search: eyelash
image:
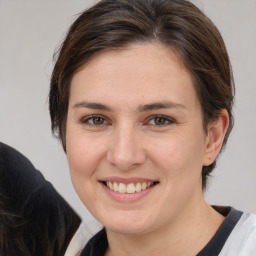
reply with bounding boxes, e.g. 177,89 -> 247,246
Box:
80,115 -> 175,127
147,115 -> 175,126
81,115 -> 108,126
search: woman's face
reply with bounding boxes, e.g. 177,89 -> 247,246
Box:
66,43 -> 212,235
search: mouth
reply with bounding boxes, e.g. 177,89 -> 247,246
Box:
101,180 -> 159,194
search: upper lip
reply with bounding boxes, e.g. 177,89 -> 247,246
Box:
100,176 -> 159,184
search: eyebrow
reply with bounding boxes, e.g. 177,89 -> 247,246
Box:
73,102 -> 112,111
72,101 -> 186,112
137,101 -> 186,112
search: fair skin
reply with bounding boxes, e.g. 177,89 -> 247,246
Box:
66,43 -> 229,256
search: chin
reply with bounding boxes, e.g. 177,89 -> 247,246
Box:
102,211 -> 155,235
107,223 -> 150,235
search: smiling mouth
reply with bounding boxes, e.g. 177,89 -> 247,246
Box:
102,181 -> 159,194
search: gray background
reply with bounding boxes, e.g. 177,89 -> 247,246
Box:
1,0 -> 255,233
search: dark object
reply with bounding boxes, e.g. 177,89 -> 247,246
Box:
0,142 -> 81,256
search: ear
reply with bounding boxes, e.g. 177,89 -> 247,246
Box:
203,109 -> 229,166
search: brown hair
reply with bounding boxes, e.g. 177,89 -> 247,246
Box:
49,0 -> 234,189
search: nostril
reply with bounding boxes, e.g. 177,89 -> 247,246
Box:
106,151 -> 146,171
106,135 -> 146,170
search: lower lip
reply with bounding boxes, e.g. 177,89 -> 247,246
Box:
100,182 -> 157,203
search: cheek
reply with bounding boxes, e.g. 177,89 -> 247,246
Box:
66,131 -> 105,180
148,133 -> 205,179
66,134 -> 106,205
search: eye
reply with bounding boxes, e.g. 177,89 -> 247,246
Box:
81,115 -> 107,126
148,115 -> 174,126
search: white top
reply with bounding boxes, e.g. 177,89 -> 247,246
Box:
219,212 -> 256,256
64,222 -> 93,256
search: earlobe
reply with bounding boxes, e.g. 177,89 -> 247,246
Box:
203,109 -> 229,166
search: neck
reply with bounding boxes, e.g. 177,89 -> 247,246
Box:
105,197 -> 224,256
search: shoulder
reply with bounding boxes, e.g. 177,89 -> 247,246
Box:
219,211 -> 256,255
0,142 -> 82,256
79,228 -> 107,256
0,142 -> 46,200
65,222 -> 95,256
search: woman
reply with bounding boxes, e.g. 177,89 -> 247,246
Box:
49,0 -> 256,255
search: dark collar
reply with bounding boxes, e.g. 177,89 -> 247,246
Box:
81,207 -> 243,256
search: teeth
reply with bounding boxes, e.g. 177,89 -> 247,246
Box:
107,181 -> 113,190
105,181 -> 154,194
135,183 -> 142,192
141,182 -> 147,190
119,183 -> 126,193
127,183 -> 136,193
113,182 -> 118,192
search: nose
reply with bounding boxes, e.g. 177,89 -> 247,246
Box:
107,125 -> 146,171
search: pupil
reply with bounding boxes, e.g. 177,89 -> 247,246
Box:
94,117 -> 103,125
155,117 -> 165,125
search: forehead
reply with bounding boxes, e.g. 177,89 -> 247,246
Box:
69,43 -> 198,110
